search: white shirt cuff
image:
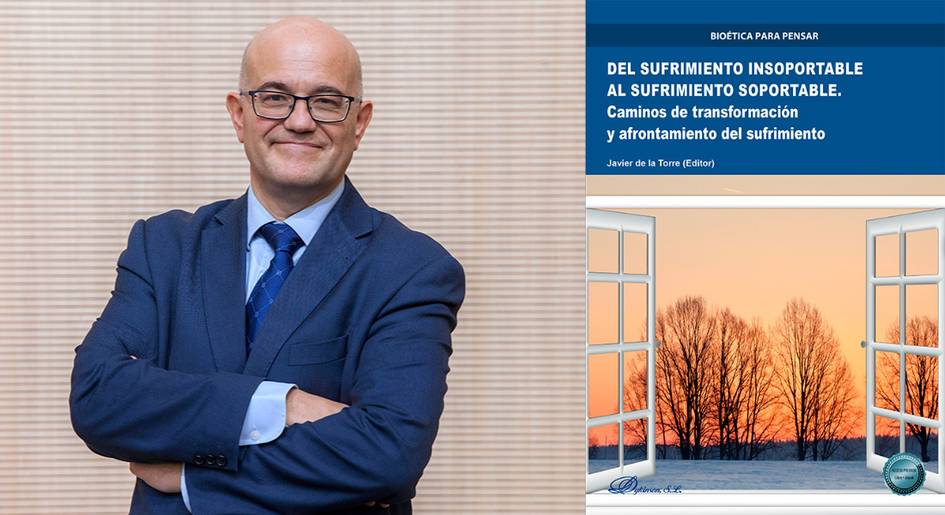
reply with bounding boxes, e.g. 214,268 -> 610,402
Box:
239,381 -> 296,445
180,464 -> 191,512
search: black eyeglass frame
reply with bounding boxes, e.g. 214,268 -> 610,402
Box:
240,90 -> 361,123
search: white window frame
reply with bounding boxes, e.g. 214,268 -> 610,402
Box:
586,209 -> 657,493
865,208 -> 944,493
586,196 -> 945,513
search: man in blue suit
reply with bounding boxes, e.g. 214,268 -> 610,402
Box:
69,17 -> 464,514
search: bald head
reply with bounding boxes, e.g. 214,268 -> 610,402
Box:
239,17 -> 363,96
225,16 -> 374,220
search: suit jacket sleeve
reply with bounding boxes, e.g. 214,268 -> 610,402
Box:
185,252 -> 465,513
69,219 -> 263,470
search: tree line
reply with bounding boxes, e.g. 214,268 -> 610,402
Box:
623,296 -> 864,461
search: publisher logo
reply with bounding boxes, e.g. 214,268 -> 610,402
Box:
883,452 -> 925,495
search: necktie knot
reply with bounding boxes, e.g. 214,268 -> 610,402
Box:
257,222 -> 303,254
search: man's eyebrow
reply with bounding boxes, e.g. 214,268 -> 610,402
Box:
253,81 -> 347,96
254,80 -> 293,92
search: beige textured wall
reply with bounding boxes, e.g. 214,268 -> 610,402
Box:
0,1 -> 584,513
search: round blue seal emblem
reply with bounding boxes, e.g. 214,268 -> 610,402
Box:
883,452 -> 925,495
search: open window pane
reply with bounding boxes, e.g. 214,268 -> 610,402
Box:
623,283 -> 647,343
905,228 -> 939,276
875,285 -> 900,344
588,228 -> 619,274
875,233 -> 899,277
588,353 -> 618,418
875,350 -> 900,412
588,424 -> 619,474
586,209 -> 656,493
622,232 -> 647,275
623,418 -> 647,466
867,210 -> 944,493
588,282 -> 618,344
905,354 -> 938,421
874,415 -> 900,459
906,284 -> 938,348
623,351 -> 647,412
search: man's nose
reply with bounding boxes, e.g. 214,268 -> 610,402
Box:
283,99 -> 317,132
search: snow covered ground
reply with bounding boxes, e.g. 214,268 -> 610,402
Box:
589,460 -> 940,490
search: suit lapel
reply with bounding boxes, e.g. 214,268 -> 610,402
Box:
243,178 -> 375,377
201,194 -> 248,373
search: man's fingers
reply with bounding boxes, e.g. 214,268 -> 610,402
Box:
127,462 -> 182,493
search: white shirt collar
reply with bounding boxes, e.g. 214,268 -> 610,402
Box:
245,179 -> 346,250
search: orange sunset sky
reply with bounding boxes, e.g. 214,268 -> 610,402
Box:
588,208 -> 941,441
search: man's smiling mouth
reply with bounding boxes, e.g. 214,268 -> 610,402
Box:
274,141 -> 321,148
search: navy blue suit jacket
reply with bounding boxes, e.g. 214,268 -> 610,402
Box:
69,179 -> 465,514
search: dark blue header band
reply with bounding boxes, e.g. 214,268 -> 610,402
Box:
588,24 -> 945,47
586,0 -> 945,175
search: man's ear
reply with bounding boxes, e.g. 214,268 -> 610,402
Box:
225,91 -> 245,143
352,99 -> 373,150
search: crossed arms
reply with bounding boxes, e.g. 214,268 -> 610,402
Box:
70,219 -> 464,512
127,388 -> 349,498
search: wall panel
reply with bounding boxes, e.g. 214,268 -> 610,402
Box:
0,1 -> 584,513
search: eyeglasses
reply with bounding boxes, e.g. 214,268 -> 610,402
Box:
241,90 -> 359,123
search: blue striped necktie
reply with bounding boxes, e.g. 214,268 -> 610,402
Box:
246,221 -> 303,354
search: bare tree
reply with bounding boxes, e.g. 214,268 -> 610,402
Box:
654,296 -> 717,459
622,360 -> 674,459
712,308 -> 742,460
622,355 -> 648,454
621,418 -> 648,463
876,317 -> 939,462
773,299 -> 858,460
808,356 -> 857,460
710,310 -> 779,460
632,299 -> 779,460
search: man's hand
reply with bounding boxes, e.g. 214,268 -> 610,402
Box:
129,462 -> 182,493
285,388 -> 348,426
